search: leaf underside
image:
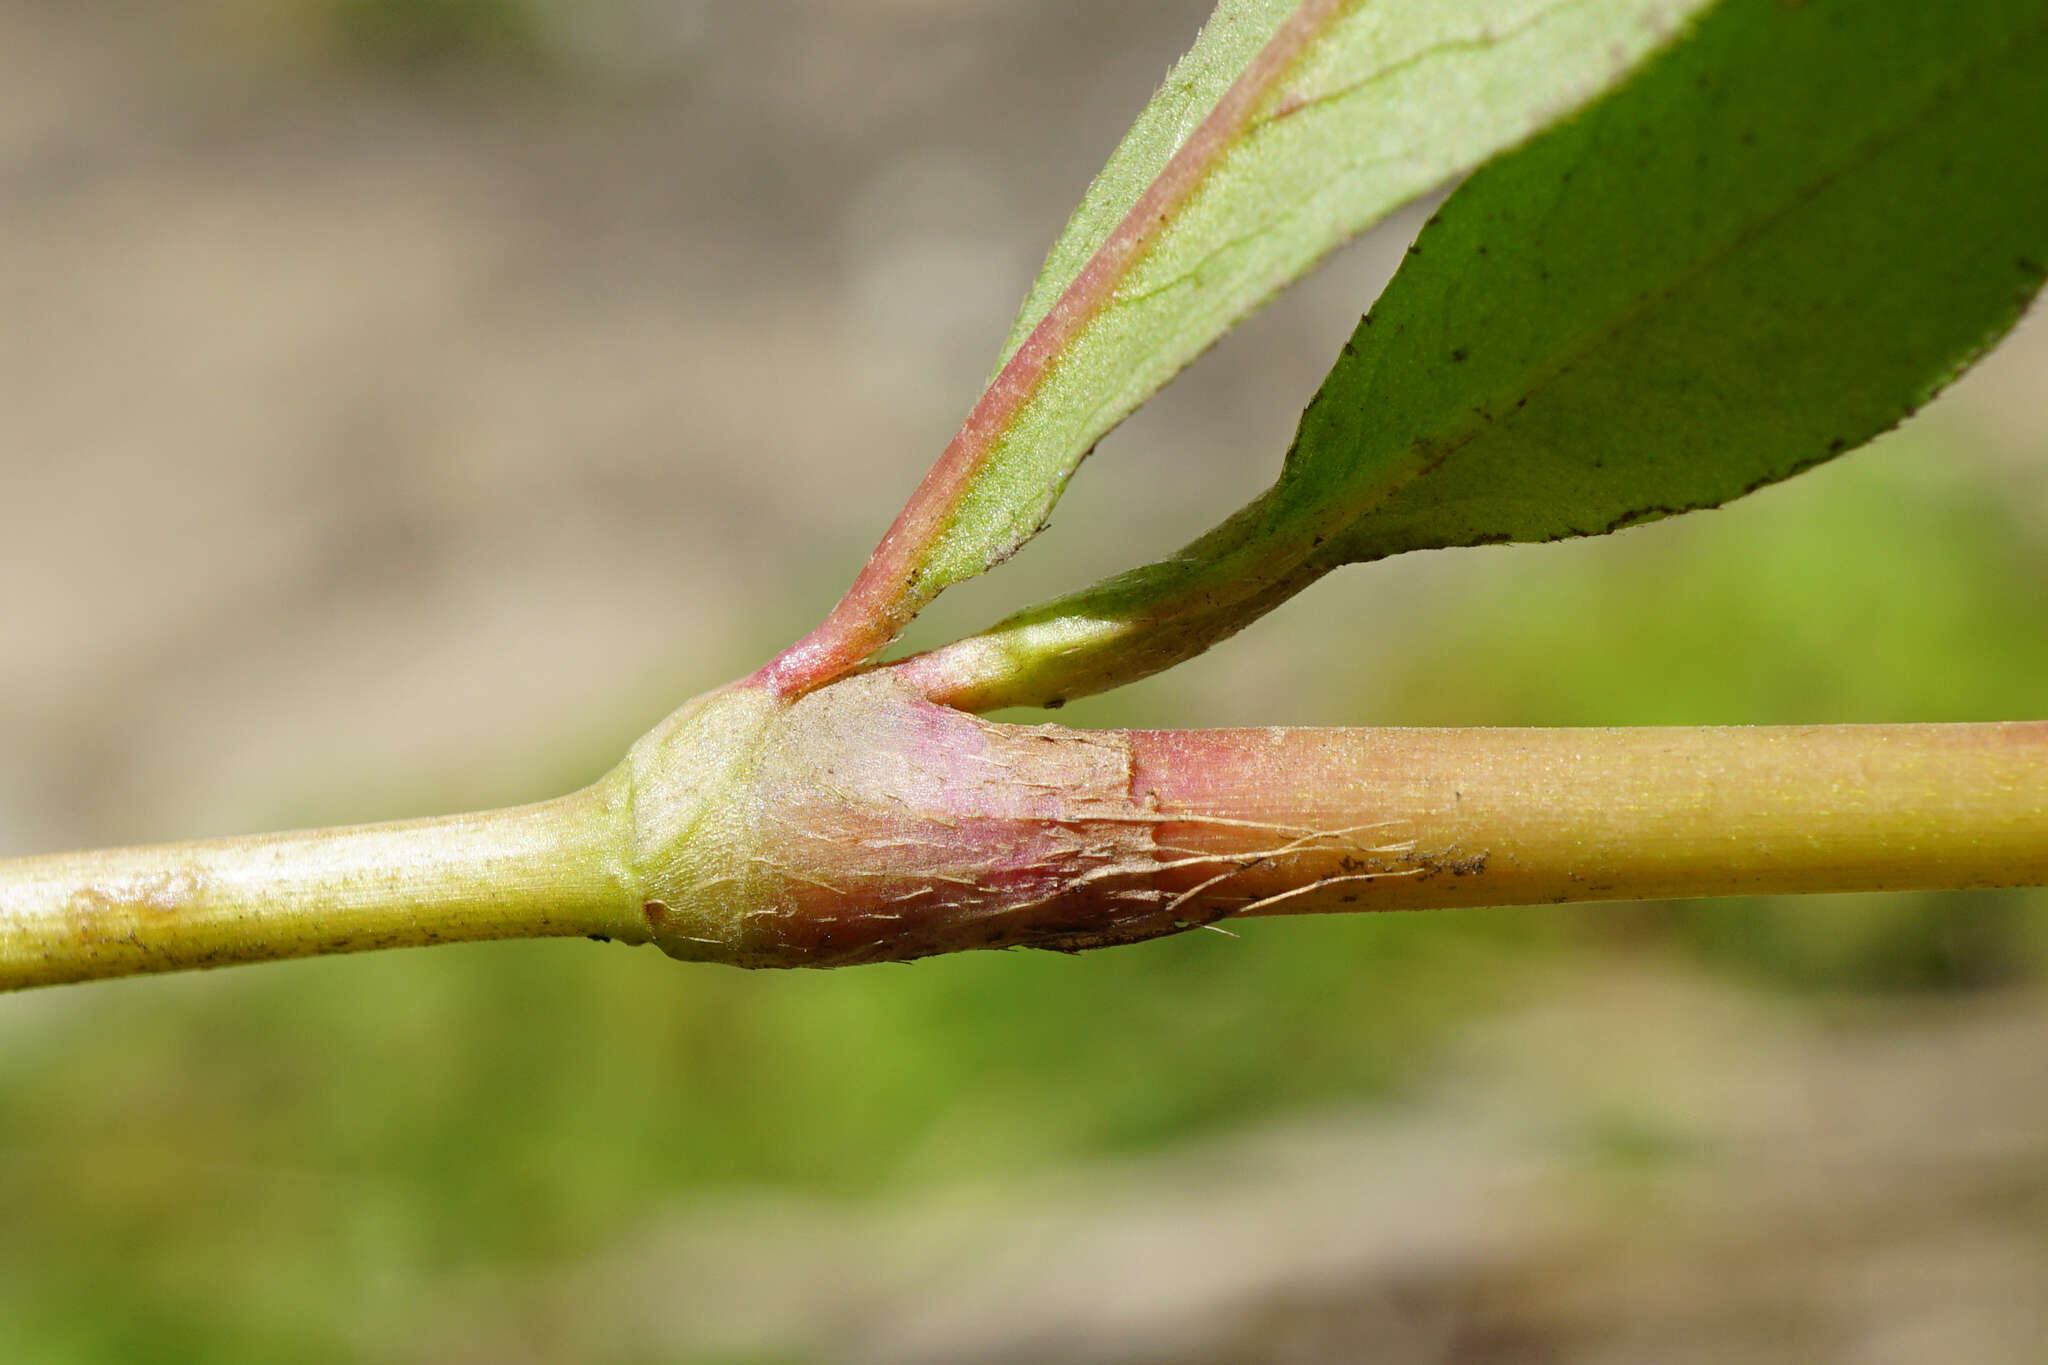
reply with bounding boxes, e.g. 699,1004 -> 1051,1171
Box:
909,0 -> 2048,712
919,0 -> 1713,598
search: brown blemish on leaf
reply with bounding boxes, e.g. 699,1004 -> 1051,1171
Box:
1602,503 -> 1683,534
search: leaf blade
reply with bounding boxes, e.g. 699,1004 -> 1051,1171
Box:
763,0 -> 1715,694
933,0 -> 1713,592
900,0 -> 2048,712
1307,0 -> 2048,565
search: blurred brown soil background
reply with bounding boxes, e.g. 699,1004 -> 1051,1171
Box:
3,2 -> 2046,1360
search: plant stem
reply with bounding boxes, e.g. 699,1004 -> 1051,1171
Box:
0,780 -> 641,991
1129,721 -> 2048,915
4,703 -> 2040,988
633,675 -> 2048,967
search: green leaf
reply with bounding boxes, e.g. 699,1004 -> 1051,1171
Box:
921,0 -> 1714,597
902,0 -> 2048,712
1296,0 -> 2048,566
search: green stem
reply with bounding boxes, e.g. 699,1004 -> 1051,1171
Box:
3,690 -> 2041,986
1131,721 -> 2048,915
0,778 -> 642,991
632,675 -> 2048,967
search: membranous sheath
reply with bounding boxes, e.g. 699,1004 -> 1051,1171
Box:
629,675 -> 2048,969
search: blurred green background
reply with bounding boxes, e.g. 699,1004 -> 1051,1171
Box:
2,2 -> 2044,1360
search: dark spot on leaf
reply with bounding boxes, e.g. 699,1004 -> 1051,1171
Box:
1603,504 -> 1682,533
1044,697 -> 1065,710
1450,348 -> 1468,363
643,901 -> 671,929
587,934 -> 611,943
1827,436 -> 1848,453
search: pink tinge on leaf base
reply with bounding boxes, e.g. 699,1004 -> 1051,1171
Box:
750,0 -> 1355,700
630,675 -> 2048,969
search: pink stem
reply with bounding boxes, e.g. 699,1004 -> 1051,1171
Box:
1126,722 -> 2048,914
